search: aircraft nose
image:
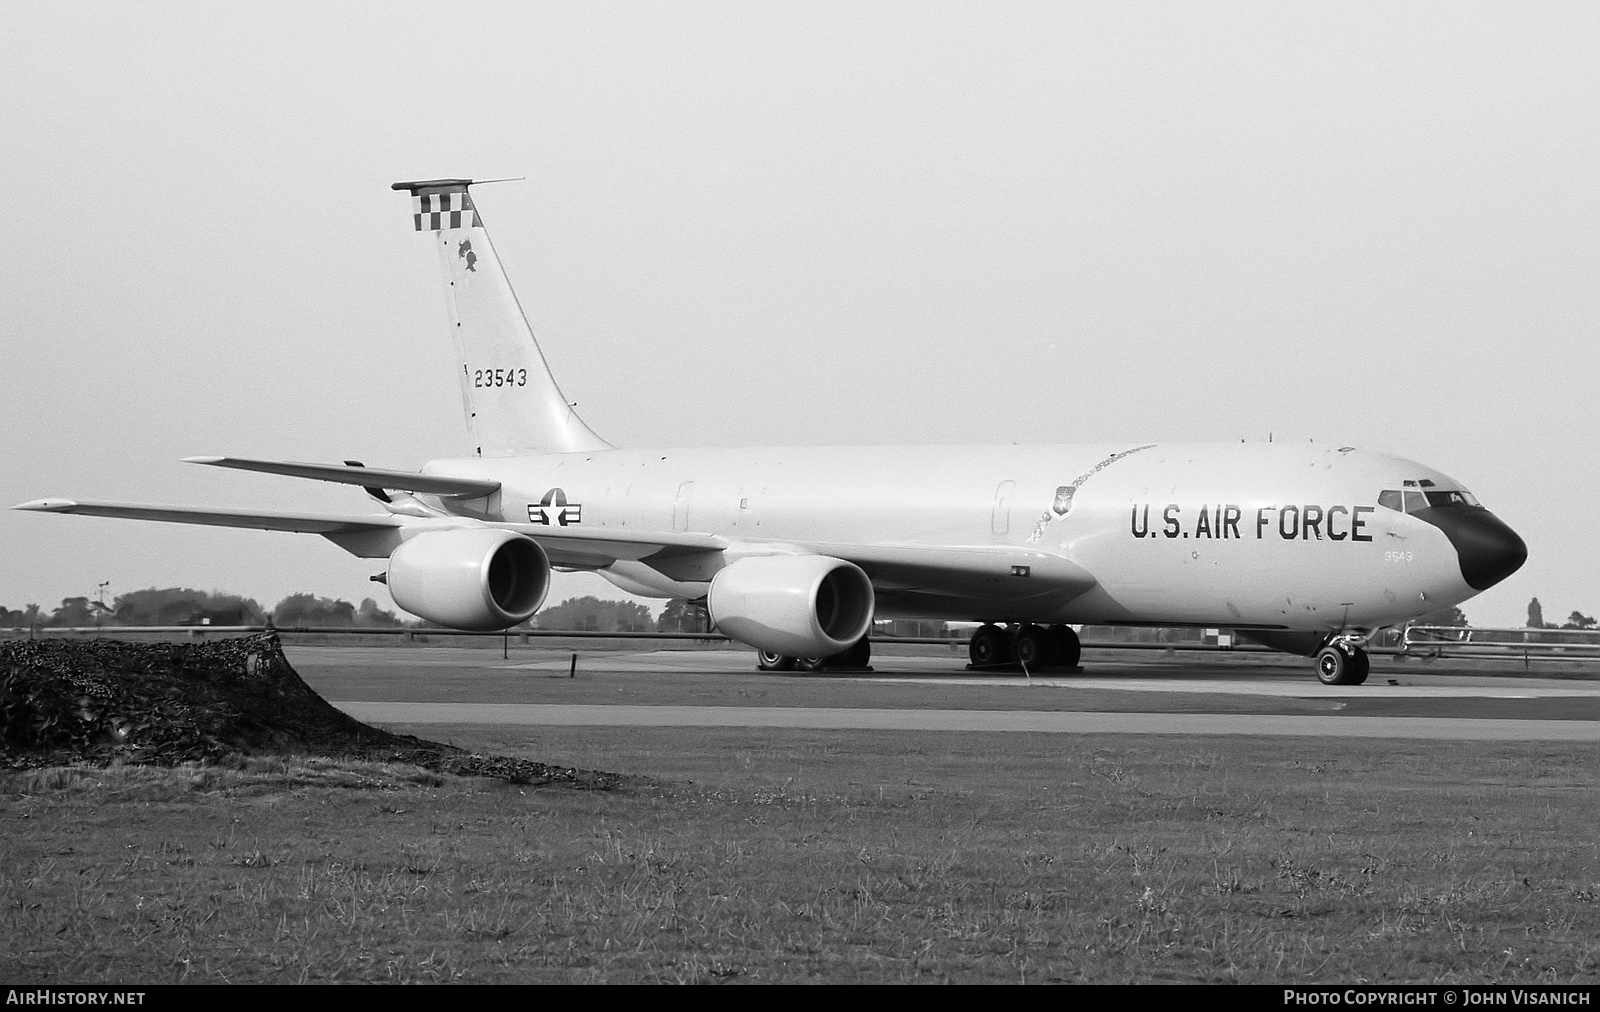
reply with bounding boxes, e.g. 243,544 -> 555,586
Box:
1413,507 -> 1528,591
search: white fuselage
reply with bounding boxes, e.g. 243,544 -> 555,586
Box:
422,441 -> 1479,633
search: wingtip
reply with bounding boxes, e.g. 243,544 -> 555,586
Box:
182,456 -> 225,464
13,498 -> 76,512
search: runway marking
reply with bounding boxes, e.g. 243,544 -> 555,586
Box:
498,650 -> 771,674
856,677 -> 1597,699
494,650 -> 1600,699
336,702 -> 1600,741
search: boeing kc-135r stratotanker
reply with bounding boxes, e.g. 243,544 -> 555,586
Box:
16,179 -> 1528,685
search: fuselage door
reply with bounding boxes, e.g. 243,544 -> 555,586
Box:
992,480 -> 1016,536
673,481 -> 694,533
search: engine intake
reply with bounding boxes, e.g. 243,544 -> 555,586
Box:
387,529 -> 550,630
707,555 -> 874,657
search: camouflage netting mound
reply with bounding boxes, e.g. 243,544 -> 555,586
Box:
0,634 -> 621,788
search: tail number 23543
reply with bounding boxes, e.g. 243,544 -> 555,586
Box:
473,368 -> 527,388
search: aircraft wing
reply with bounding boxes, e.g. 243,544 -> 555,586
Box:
13,498 -> 731,568
184,456 -> 500,499
12,499 -> 405,534
14,498 -> 1091,601
491,522 -> 728,569
12,498 -> 424,559
815,542 -> 1098,603
503,527 -> 1095,595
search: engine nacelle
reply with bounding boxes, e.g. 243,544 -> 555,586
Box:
387,529 -> 550,631
707,555 -> 875,657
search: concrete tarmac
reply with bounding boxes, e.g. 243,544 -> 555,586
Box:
335,701 -> 1600,740
285,644 -> 1600,742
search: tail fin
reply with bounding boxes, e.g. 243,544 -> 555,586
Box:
392,179 -> 612,456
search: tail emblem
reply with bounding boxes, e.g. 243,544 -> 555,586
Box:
528,488 -> 582,526
1052,486 -> 1075,516
457,240 -> 478,272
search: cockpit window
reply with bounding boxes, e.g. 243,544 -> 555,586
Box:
1425,489 -> 1480,508
1378,486 -> 1483,513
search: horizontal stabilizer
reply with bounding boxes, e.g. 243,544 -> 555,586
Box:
12,499 -> 405,534
184,457 -> 501,499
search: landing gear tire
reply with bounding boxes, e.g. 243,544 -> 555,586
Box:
757,650 -> 795,672
1315,645 -> 1347,685
838,636 -> 871,670
1349,647 -> 1370,686
796,655 -> 828,672
1014,624 -> 1052,668
1315,643 -> 1369,686
969,624 -> 1008,666
1048,624 -> 1081,668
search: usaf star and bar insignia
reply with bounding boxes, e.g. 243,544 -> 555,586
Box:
528,488 -> 582,527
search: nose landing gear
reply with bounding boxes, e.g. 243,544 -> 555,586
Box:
1314,638 -> 1370,686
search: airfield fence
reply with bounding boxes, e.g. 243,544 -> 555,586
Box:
5,624 -> 1599,664
1400,624 -> 1600,661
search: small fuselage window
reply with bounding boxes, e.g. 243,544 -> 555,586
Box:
1378,486 -> 1482,514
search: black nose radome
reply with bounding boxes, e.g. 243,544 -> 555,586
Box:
1413,507 -> 1528,591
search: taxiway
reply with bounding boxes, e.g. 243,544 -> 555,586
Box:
284,644 -> 1600,742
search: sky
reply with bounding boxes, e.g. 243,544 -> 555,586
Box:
2,2 -> 1596,628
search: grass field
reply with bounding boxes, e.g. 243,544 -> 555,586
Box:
5,730 -> 1599,984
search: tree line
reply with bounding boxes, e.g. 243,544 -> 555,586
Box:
0,589 -> 409,629
0,588 -> 713,633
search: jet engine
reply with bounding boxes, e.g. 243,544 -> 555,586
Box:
707,555 -> 874,657
386,529 -> 550,631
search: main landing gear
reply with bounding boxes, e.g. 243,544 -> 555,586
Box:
756,636 -> 872,673
969,623 -> 1081,671
1314,639 -> 1370,686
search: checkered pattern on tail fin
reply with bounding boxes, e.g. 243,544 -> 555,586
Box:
412,191 -> 479,231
